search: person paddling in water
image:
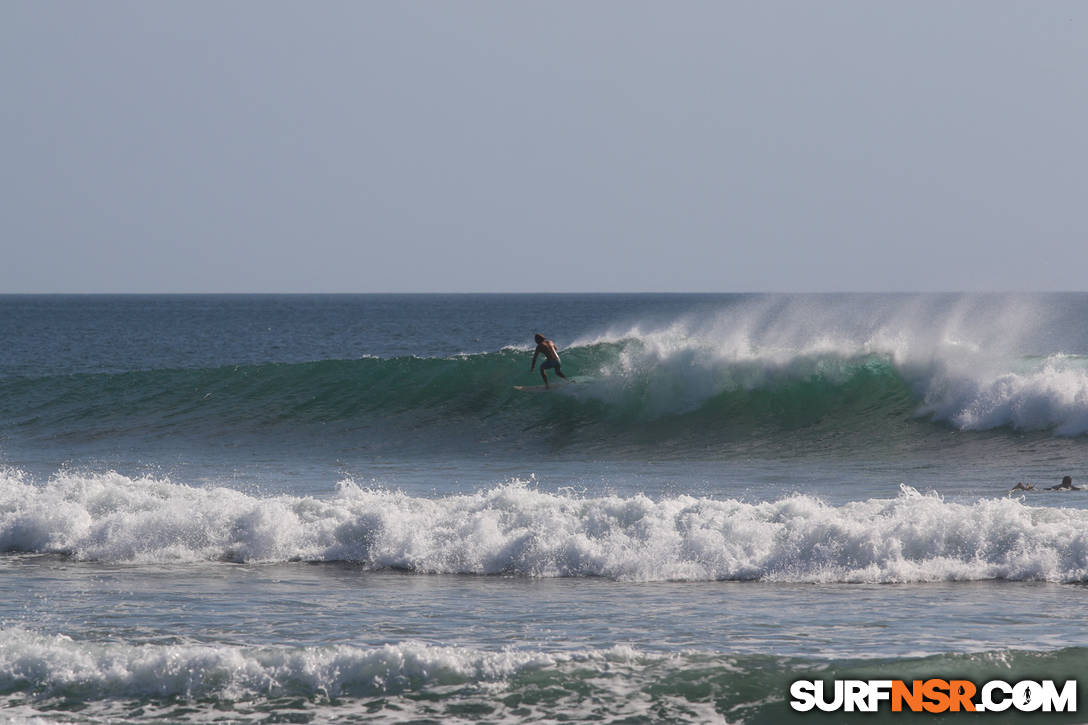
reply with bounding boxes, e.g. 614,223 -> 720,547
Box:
530,333 -> 569,389
1047,475 -> 1081,491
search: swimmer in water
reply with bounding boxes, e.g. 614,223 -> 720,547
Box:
1046,475 -> 1081,491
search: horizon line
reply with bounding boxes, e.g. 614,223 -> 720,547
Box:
2,289 -> 1084,296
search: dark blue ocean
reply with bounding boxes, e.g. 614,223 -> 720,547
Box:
1,294 -> 1086,723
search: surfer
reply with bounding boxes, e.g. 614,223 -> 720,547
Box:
530,333 -> 569,389
1010,482 -> 1035,491
1046,475 -> 1081,491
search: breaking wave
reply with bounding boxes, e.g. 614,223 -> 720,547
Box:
7,295 -> 1088,457
1,627 -> 1085,724
2,470 -> 1086,582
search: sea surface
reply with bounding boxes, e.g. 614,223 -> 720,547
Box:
1,293 -> 1086,723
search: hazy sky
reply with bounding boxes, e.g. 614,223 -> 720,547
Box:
2,2 -> 1085,293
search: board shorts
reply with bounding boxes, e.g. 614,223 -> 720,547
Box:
541,359 -> 561,371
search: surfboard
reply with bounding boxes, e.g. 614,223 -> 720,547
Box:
513,384 -> 553,393
513,376 -> 595,393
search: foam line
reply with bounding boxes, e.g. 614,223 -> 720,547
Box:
3,471 -> 1085,582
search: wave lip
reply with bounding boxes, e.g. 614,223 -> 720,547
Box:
3,471 -> 1086,583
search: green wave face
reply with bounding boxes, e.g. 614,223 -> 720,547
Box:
0,343 -> 928,456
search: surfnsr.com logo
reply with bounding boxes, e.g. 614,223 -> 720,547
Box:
790,679 -> 1078,713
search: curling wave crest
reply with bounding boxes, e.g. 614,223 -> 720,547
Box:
572,294 -> 1088,435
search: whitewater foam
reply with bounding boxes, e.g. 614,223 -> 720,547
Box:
561,294 -> 1088,434
2,627 -> 1085,724
2,471 -> 1085,582
0,627 -> 567,701
917,354 -> 1088,434
0,628 -> 732,723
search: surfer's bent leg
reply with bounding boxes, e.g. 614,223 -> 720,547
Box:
543,359 -> 566,382
541,359 -> 560,388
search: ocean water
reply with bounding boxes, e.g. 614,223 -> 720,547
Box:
1,293 -> 1086,723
